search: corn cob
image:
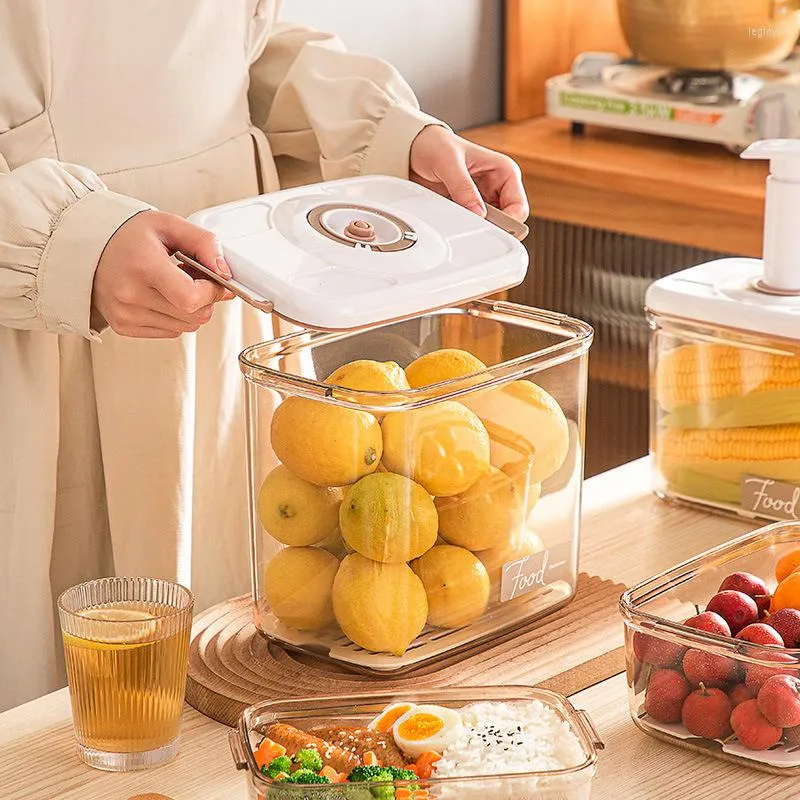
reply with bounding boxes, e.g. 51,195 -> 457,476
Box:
665,468 -> 742,506
656,425 -> 800,485
660,387 -> 800,430
656,343 -> 800,411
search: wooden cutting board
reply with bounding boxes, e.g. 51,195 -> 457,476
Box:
185,573 -> 627,727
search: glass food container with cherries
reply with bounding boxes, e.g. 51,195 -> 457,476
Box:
187,175 -> 592,673
229,686 -> 604,800
620,521 -> 800,775
646,140 -> 800,523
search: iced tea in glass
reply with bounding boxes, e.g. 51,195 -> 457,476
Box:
58,577 -> 193,771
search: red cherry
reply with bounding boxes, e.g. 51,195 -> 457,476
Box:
644,669 -> 690,724
730,699 -> 782,751
681,683 -> 733,740
682,649 -> 739,688
718,572 -> 769,600
706,591 -> 758,636
683,612 -> 731,638
735,623 -> 784,647
633,631 -> 685,668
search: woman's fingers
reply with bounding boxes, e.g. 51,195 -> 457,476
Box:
108,303 -> 215,338
93,210 -> 234,339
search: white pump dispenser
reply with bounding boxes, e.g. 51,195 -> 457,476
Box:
741,139 -> 800,294
645,139 -> 800,343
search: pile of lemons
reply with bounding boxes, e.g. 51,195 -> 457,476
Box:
259,350 -> 570,657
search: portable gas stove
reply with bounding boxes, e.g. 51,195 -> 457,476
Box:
547,50 -> 800,152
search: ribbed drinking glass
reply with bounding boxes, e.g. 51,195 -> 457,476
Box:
58,577 -> 193,771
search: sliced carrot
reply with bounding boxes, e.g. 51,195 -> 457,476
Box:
412,790 -> 430,800
273,771 -> 290,781
320,765 -> 347,783
253,737 -> 287,769
395,789 -> 412,800
363,751 -> 380,766
414,751 -> 441,780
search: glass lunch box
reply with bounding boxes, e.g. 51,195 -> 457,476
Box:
620,521 -> 800,775
239,302 -> 591,672
228,686 -> 604,800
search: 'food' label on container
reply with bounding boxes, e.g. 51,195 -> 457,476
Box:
500,542 -> 573,602
741,475 -> 800,520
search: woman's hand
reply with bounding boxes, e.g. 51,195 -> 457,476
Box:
92,210 -> 233,338
409,126 -> 529,222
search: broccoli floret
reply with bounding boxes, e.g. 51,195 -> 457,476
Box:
347,766 -> 389,782
386,767 -> 417,783
261,754 -> 293,779
346,764 -> 418,799
294,747 -> 324,772
284,768 -> 331,784
351,767 -> 396,800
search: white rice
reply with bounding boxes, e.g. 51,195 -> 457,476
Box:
433,700 -> 585,778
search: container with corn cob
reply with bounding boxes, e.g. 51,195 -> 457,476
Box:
649,318 -> 800,518
647,141 -> 800,522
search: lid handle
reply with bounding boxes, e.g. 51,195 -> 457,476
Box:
228,729 -> 249,771
174,251 -> 275,314
485,204 -> 529,241
575,708 -> 605,750
741,139 -> 800,294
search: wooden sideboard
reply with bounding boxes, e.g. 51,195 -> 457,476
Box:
463,118 -> 766,257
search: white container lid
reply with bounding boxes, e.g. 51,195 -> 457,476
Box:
645,257 -> 800,341
187,175 -> 529,330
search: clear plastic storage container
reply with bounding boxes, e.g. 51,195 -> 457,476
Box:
229,686 -> 604,800
648,305 -> 800,520
647,140 -> 800,522
185,175 -> 591,672
620,521 -> 800,775
240,302 -> 591,672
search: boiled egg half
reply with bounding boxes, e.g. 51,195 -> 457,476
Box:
392,704 -> 463,759
368,702 -> 417,733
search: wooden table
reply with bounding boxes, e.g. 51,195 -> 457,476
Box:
463,117 -> 767,257
3,458 -> 794,800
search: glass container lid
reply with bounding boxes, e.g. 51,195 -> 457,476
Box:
180,176 -> 529,331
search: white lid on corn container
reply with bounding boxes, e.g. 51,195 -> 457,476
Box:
182,176 -> 529,331
645,139 -> 800,342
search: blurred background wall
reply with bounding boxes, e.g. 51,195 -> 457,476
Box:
279,0 -> 504,129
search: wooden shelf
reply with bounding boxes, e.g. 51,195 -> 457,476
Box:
463,118 -> 768,256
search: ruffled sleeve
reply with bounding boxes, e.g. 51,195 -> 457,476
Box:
248,21 -> 447,186
0,158 -> 151,339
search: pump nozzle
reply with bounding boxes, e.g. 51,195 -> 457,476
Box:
741,139 -> 800,294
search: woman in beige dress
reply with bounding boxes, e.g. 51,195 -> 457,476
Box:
0,0 -> 527,711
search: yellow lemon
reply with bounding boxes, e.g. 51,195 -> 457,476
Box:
478,530 -> 546,603
381,401 -> 490,496
340,473 -> 438,563
271,396 -> 382,487
411,545 -> 490,628
465,380 -> 569,483
325,360 -> 410,392
332,553 -> 428,656
264,547 -> 340,631
405,349 -> 486,389
435,467 -> 523,551
500,460 -> 543,514
257,465 -> 341,546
